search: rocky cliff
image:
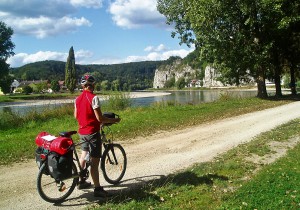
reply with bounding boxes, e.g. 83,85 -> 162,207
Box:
153,59 -> 223,88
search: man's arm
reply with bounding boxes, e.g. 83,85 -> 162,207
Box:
94,107 -> 121,124
74,104 -> 77,119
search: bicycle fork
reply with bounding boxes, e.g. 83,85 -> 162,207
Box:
104,144 -> 119,165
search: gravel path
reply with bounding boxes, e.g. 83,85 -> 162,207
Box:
1,101 -> 300,210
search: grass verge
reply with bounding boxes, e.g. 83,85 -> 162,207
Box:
91,119 -> 300,210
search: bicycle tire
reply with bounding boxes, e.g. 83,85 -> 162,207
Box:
101,144 -> 127,185
37,162 -> 79,203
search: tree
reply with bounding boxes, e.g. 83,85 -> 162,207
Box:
101,80 -> 110,91
22,85 -> 33,94
51,80 -> 60,92
112,79 -> 120,91
0,74 -> 13,94
176,77 -> 186,89
65,46 -> 76,93
164,76 -> 175,88
157,0 -> 300,98
0,21 -> 15,93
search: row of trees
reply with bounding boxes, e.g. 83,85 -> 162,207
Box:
157,0 -> 300,97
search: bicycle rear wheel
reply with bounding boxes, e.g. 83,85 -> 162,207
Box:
101,144 -> 127,185
37,162 -> 79,203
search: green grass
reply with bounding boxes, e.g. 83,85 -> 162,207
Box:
91,119 -> 300,210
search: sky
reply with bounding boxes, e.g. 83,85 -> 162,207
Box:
1,0 -> 194,68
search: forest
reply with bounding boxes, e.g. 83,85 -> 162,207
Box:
10,59 -> 168,91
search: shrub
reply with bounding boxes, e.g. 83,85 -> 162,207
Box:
104,92 -> 132,110
22,85 -> 33,94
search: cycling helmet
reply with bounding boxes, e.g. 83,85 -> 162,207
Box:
80,74 -> 95,86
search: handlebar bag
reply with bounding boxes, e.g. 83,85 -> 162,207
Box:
47,151 -> 73,181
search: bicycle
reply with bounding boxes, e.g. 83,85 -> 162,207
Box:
35,115 -> 127,203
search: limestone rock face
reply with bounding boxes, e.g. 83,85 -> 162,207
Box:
153,59 -> 224,88
153,60 -> 198,89
203,66 -> 224,87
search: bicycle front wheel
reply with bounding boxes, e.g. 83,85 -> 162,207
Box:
101,144 -> 127,185
37,162 -> 79,203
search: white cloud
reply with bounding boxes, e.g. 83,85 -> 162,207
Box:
0,0 -> 96,38
70,0 -> 103,8
7,49 -> 94,67
109,0 -> 166,28
6,16 -> 92,38
144,44 -> 168,52
125,48 -> 193,63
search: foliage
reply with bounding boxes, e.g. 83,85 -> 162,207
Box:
0,74 -> 13,94
50,80 -> 60,92
0,21 -> 15,93
11,60 -> 66,81
175,77 -> 186,89
164,76 -> 175,88
65,46 -> 77,93
103,92 -> 132,110
157,0 -> 300,98
100,80 -> 110,91
22,85 -> 33,94
11,60 -> 164,91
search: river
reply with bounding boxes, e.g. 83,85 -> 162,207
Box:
0,89 -> 259,116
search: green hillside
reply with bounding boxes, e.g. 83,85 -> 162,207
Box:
10,59 -> 166,90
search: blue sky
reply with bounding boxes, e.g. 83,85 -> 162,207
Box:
2,0 -> 194,68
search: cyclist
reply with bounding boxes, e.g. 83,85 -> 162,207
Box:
74,74 -> 120,197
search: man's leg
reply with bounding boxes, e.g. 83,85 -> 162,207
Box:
77,150 -> 92,189
90,157 -> 100,188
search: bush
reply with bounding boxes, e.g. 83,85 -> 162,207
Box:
176,77 -> 186,89
22,85 -> 33,94
104,92 -> 132,110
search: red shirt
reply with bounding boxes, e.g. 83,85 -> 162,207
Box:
75,90 -> 101,135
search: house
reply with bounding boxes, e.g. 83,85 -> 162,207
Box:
10,79 -> 20,93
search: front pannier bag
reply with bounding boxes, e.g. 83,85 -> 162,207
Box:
47,151 -> 73,181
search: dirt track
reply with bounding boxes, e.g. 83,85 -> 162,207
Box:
1,101 -> 300,210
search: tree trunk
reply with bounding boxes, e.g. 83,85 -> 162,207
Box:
290,63 -> 297,95
274,50 -> 282,97
256,67 -> 268,98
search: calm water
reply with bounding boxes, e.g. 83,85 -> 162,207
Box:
0,90 -> 258,116
132,89 -> 257,106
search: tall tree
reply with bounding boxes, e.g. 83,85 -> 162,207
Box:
0,21 -> 15,94
65,46 -> 76,93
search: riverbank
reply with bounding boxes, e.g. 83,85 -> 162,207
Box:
0,91 -> 171,108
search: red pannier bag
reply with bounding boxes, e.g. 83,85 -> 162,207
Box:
35,131 -> 52,150
49,137 -> 73,155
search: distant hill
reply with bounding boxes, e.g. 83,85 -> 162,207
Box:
10,60 -> 166,90
10,53 -> 200,90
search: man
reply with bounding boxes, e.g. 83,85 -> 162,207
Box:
74,74 -> 120,197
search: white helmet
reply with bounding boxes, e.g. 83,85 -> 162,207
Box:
80,74 -> 95,86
